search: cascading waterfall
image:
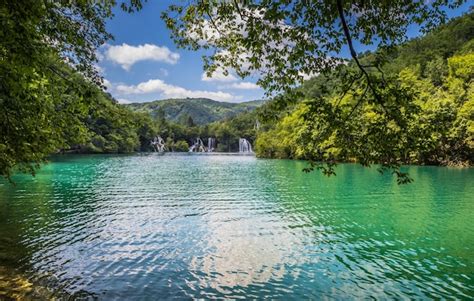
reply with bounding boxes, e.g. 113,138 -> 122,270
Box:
189,138 -> 206,152
239,138 -> 253,153
207,137 -> 216,152
151,136 -> 165,152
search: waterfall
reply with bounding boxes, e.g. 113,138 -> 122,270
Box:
239,138 -> 253,153
151,136 -> 165,152
207,137 -> 216,152
189,137 -> 206,152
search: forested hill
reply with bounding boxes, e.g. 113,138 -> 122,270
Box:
256,12 -> 474,169
125,98 -> 264,125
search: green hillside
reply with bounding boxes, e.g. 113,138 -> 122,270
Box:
125,98 -> 264,125
256,12 -> 474,172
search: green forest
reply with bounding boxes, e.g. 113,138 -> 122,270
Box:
127,98 -> 263,125
255,12 -> 474,169
1,1 -> 473,180
2,2 -> 473,299
70,12 -> 474,167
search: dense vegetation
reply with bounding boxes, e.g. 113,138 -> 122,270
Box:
1,0 -> 472,181
0,0 -> 142,179
162,0 -> 471,182
66,95 -> 259,154
255,13 -> 474,173
152,105 -> 259,152
127,98 -> 263,125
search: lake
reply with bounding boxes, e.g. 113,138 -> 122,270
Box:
0,154 -> 473,299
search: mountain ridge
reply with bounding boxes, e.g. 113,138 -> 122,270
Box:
124,97 -> 264,125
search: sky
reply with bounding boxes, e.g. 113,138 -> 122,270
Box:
98,1 -> 472,104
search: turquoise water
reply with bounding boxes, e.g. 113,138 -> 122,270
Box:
0,154 -> 473,299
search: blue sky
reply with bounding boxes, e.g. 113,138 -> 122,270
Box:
98,1 -> 471,104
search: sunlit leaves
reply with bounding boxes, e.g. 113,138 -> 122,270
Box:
255,40 -> 474,183
0,1 -> 145,179
161,0 -> 466,96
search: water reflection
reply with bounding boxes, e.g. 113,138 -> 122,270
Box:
0,155 -> 472,299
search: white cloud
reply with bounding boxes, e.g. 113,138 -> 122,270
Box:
224,82 -> 260,90
95,64 -> 106,75
117,98 -> 132,104
299,71 -> 319,81
116,79 -> 240,102
103,78 -> 112,89
105,43 -> 180,70
201,69 -> 238,82
202,67 -> 260,90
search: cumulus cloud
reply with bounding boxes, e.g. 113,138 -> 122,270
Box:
116,79 -> 240,102
223,82 -> 260,90
201,69 -> 238,82
105,43 -> 180,70
117,98 -> 132,104
299,71 -> 319,81
202,68 -> 260,90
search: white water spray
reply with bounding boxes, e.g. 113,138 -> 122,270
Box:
239,138 -> 253,153
207,137 -> 216,152
151,136 -> 165,152
189,138 -> 206,152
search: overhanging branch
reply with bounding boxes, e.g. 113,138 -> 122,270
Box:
336,0 -> 383,106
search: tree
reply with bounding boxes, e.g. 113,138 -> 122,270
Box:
162,1 -> 469,181
254,28 -> 474,178
156,107 -> 167,125
163,1 -> 466,93
174,140 -> 190,152
215,124 -> 238,152
0,1 -> 141,179
186,116 -> 196,127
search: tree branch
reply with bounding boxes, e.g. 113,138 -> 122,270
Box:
199,1 -> 223,37
345,82 -> 369,121
232,0 -> 245,21
335,71 -> 363,108
336,0 -> 383,106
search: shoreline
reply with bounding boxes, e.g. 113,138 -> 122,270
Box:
0,266 -> 55,300
50,152 -> 474,168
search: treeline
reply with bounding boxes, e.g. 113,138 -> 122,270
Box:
64,87 -> 258,154
149,109 -> 258,152
35,12 -> 474,165
255,12 -> 474,167
126,98 -> 263,125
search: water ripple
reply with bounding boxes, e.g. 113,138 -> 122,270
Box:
0,155 -> 473,299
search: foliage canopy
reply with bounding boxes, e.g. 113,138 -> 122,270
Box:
1,0 -> 472,183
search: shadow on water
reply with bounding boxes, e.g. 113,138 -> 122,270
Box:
0,156 -> 112,299
0,155 -> 472,299
253,162 -> 473,298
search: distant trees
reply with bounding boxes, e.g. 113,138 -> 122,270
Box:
177,114 -> 195,128
255,13 -> 474,181
145,110 -> 257,153
1,0 -> 471,181
173,140 -> 191,152
0,0 -> 140,179
162,0 -> 470,181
